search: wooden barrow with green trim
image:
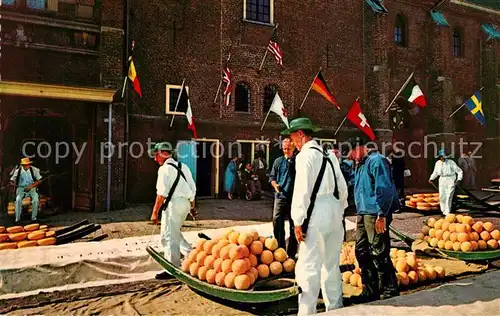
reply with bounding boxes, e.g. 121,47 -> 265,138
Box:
146,246 -> 301,303
389,225 -> 500,261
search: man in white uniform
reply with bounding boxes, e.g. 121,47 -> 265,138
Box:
429,149 -> 463,215
9,158 -> 42,223
281,118 -> 348,315
149,142 -> 197,279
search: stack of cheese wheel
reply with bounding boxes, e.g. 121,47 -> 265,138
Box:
7,202 -> 15,216
340,243 -> 356,265
181,229 -> 295,290
342,249 -> 446,289
405,193 -> 440,211
417,214 -> 499,252
0,224 -> 57,250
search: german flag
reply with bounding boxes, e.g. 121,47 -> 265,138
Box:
127,56 -> 142,98
311,71 -> 339,110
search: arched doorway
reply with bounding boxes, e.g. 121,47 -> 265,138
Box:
3,115 -> 74,211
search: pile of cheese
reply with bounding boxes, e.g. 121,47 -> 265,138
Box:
181,229 -> 295,290
0,224 -> 56,250
405,193 -> 440,211
418,214 -> 499,251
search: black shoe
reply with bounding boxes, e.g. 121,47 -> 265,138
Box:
349,290 -> 380,305
155,271 -> 174,280
380,290 -> 399,300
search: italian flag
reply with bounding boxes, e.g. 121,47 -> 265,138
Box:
401,77 -> 426,107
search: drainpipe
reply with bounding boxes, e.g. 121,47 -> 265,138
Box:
107,103 -> 112,212
123,0 -> 130,205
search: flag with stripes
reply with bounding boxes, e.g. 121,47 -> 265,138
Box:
127,56 -> 142,98
222,66 -> 231,107
267,26 -> 283,66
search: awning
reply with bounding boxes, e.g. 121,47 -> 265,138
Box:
482,24 -> 500,39
430,10 -> 449,26
365,0 -> 388,13
0,81 -> 118,103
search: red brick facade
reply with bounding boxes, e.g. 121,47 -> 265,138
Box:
1,0 -> 499,210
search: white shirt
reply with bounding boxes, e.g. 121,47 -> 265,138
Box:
291,140 -> 348,227
10,166 -> 42,187
429,159 -> 463,181
156,158 -> 196,202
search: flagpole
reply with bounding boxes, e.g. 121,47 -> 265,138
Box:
170,78 -> 186,128
260,96 -> 275,131
299,67 -> 321,110
334,96 -> 359,136
214,53 -> 231,104
384,72 -> 414,114
448,86 -> 484,119
121,75 -> 128,98
258,23 -> 278,72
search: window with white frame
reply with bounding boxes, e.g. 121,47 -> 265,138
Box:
165,84 -> 190,115
244,0 -> 273,25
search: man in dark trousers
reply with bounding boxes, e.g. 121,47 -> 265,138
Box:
351,144 -> 400,303
269,137 -> 298,259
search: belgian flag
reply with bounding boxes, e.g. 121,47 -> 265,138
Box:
127,56 -> 142,98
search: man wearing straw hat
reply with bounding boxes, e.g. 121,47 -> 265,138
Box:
9,157 -> 42,223
149,142 -> 197,279
281,117 -> 348,314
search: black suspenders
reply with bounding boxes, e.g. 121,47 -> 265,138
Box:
302,147 -> 340,235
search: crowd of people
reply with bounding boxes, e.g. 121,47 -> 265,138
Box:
151,116 -> 474,315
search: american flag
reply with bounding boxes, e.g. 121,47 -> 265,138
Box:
222,66 -> 231,106
267,27 -> 283,66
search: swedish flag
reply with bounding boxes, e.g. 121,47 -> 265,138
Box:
464,91 -> 485,126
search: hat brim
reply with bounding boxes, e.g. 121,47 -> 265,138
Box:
280,126 -> 322,135
20,161 -> 32,165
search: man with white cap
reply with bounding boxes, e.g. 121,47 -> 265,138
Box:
281,117 -> 348,315
9,157 -> 42,223
149,142 -> 197,279
429,149 -> 463,215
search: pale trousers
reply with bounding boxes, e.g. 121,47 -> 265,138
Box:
295,195 -> 344,315
160,197 -> 192,267
439,177 -> 456,216
15,187 -> 38,222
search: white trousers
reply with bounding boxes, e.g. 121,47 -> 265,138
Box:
160,198 -> 192,267
295,195 -> 344,315
439,177 -> 456,215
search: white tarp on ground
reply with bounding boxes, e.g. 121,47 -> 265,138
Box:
0,220 -> 356,300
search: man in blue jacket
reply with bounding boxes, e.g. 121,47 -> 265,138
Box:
352,144 -> 400,303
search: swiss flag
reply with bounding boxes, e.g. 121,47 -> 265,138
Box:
346,100 -> 376,141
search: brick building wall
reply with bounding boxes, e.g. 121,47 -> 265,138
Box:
126,0 -> 500,203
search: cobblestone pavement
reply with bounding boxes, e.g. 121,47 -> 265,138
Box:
0,198 -> 276,240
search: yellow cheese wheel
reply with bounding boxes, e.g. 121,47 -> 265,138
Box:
9,232 -> 27,242
0,242 -> 18,250
7,226 -> 24,234
424,198 -> 435,203
416,202 -> 430,207
27,230 -> 46,241
429,202 -> 440,207
8,210 -> 15,215
46,231 -> 56,238
423,194 -> 435,197
22,198 -> 30,207
409,197 -> 419,203
18,240 -> 38,248
39,225 -> 48,230
24,223 -> 40,232
0,226 -> 5,233
405,195 -> 413,200
7,205 -> 15,212
413,194 -> 425,198
37,237 -> 56,246
417,206 -> 431,211
0,234 -> 9,242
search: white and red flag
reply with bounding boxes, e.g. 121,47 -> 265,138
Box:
346,99 -> 376,141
